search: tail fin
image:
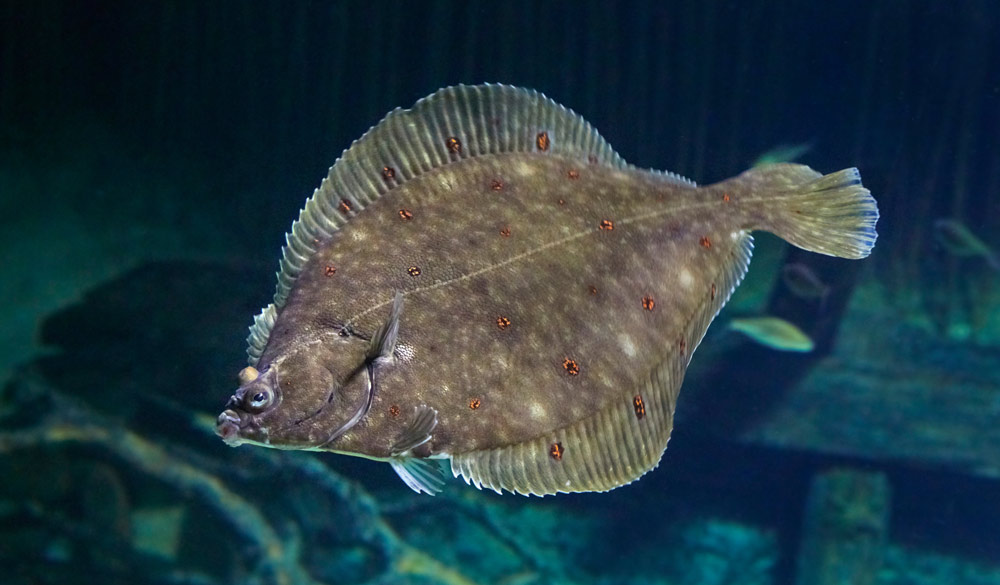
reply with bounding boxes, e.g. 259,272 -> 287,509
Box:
738,164 -> 879,259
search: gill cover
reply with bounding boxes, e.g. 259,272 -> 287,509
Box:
316,293 -> 404,448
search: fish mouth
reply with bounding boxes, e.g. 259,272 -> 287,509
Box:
215,409 -> 245,446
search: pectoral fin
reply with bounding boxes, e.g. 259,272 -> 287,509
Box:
390,458 -> 445,495
391,405 -> 438,454
389,405 -> 444,495
367,292 -> 403,363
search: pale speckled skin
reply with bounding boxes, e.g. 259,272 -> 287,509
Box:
246,151 -> 756,459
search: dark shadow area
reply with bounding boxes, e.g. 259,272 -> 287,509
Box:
887,464 -> 1000,564
680,248 -> 863,440
35,260 -> 272,424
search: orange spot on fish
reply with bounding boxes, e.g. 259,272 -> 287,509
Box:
723,193 -> 731,202
557,198 -> 566,205
499,226 -> 511,237
382,166 -> 396,181
700,236 -> 712,248
549,442 -> 564,461
324,265 -> 336,277
711,283 -> 717,300
496,316 -> 511,330
599,219 -> 614,231
642,296 -> 655,311
588,285 -> 598,296
491,179 -> 504,191
567,169 -> 580,180
469,398 -> 481,410
562,358 -> 580,376
678,338 -> 687,356
398,209 -> 413,220
389,404 -> 400,418
446,136 -> 461,154
407,266 -> 421,277
339,198 -> 353,213
633,395 -> 646,419
536,131 -> 550,151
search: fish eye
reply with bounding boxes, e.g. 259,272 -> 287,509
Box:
246,389 -> 272,412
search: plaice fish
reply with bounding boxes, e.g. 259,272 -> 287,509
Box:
215,84 -> 878,496
728,316 -> 815,352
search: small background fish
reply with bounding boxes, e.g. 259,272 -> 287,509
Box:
782,263 -> 830,302
729,316 -> 816,352
752,142 -> 814,168
934,218 -> 1000,270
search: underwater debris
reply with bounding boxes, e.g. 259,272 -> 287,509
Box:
796,468 -> 890,585
675,518 -> 777,585
130,505 -> 185,560
0,375 -> 485,585
728,316 -> 815,352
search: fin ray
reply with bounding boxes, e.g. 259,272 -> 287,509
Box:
389,405 -> 443,495
391,405 -> 438,455
390,457 -> 445,495
736,164 -> 879,259
367,292 -> 404,362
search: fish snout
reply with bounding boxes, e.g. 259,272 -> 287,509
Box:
215,409 -> 244,446
226,387 -> 247,409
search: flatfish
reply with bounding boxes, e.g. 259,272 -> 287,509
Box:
215,84 -> 878,495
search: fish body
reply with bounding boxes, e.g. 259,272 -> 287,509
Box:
215,85 -> 878,495
729,316 -> 815,352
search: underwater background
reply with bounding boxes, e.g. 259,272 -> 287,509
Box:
2,1 -> 999,584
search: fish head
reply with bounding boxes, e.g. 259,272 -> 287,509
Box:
215,334 -> 372,450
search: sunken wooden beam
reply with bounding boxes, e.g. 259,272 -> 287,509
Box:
733,302 -> 1000,480
684,283 -> 1000,481
795,468 -> 890,585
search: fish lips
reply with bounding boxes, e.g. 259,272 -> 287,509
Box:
215,408 -> 246,446
216,366 -> 278,446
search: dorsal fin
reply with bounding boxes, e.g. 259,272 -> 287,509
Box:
246,84 -> 693,364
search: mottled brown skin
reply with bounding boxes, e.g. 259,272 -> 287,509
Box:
248,151 -> 755,459
217,331 -> 371,450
